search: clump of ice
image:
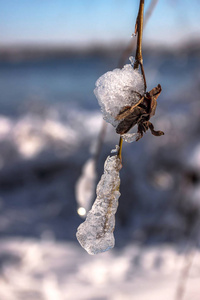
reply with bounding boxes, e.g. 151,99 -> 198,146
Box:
94,64 -> 144,128
122,133 -> 138,143
111,145 -> 120,153
76,155 -> 121,255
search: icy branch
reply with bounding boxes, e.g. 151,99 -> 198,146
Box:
76,155 -> 121,255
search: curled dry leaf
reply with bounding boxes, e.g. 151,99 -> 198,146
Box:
116,84 -> 164,141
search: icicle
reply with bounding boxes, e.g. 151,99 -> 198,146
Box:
76,155 -> 121,255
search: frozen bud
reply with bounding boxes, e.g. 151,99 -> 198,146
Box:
94,64 -> 144,128
76,155 -> 121,255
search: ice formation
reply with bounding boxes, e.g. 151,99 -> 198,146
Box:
75,158 -> 97,216
76,155 -> 121,255
121,133 -> 138,143
94,63 -> 144,128
111,145 -> 120,153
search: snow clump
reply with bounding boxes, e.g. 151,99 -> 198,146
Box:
94,63 -> 145,128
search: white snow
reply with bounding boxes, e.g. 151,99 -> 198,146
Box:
76,155 -> 121,255
0,238 -> 199,300
13,114 -> 78,159
111,145 -> 120,153
94,64 -> 144,128
0,109 -> 106,164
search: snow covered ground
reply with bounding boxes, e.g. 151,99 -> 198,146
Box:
0,238 -> 199,300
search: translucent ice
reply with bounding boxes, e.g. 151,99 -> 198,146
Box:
121,133 -> 138,143
129,56 -> 134,65
94,64 -> 144,128
76,155 -> 121,255
111,145 -> 120,154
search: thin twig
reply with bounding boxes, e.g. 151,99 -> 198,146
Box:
118,0 -> 159,69
134,0 -> 146,90
118,136 -> 123,160
118,0 -> 145,159
174,217 -> 200,300
175,251 -> 195,300
134,0 -> 144,68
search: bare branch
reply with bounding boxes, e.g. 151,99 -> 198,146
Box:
118,0 -> 159,69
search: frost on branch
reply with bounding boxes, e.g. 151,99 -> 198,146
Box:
94,62 -> 144,128
76,155 -> 121,255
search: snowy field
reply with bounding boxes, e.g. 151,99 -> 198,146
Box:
0,239 -> 199,300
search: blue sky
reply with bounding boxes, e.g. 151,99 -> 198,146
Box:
0,0 -> 200,47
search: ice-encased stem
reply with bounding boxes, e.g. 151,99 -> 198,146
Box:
76,155 -> 121,255
118,0 -> 145,157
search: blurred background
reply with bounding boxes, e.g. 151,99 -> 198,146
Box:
0,0 -> 200,299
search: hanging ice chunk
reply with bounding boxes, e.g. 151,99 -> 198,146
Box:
94,63 -> 144,128
121,133 -> 138,143
75,158 -> 97,217
76,155 -> 121,255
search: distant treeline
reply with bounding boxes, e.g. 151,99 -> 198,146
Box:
0,40 -> 200,62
